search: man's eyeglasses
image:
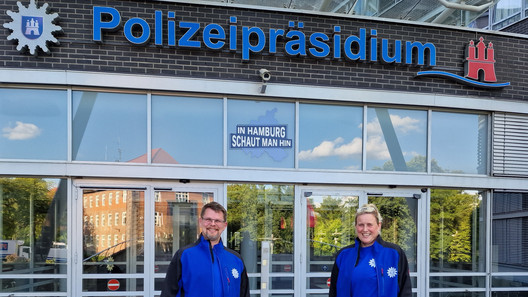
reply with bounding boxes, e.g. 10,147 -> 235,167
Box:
201,217 -> 226,225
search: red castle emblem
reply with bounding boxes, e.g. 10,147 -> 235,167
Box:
416,36 -> 508,88
464,37 -> 497,82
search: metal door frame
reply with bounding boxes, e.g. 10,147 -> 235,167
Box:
71,179 -> 223,297
296,186 -> 426,297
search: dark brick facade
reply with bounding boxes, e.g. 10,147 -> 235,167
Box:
1,0 -> 527,101
501,18 -> 528,35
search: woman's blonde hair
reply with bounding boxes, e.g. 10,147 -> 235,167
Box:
355,203 -> 383,224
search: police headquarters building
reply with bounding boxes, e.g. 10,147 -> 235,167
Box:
1,0 -> 528,296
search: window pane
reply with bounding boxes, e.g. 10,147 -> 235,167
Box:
72,91 -> 147,162
430,189 -> 486,272
366,107 -> 427,172
0,88 -> 67,160
152,95 -> 222,165
154,191 -> 213,275
299,104 -> 362,170
83,189 -> 144,274
431,112 -> 487,174
492,192 -> 528,273
492,0 -> 522,23
306,191 -> 359,283
0,178 -> 67,281
228,100 -> 295,168
492,275 -> 528,287
227,184 -> 294,292
368,196 -> 418,273
153,191 -> 214,292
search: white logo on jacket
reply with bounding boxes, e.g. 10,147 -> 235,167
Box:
369,258 -> 376,268
387,267 -> 397,278
232,268 -> 239,279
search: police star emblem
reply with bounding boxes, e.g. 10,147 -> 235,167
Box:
232,268 -> 239,279
3,0 -> 62,55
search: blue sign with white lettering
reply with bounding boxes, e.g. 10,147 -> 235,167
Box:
231,125 -> 292,149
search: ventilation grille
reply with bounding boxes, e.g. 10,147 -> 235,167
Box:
493,113 -> 528,177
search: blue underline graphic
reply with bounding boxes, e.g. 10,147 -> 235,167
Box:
416,71 -> 510,88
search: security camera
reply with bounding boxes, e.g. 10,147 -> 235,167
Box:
259,68 -> 271,81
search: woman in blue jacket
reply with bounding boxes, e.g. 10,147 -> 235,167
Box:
329,204 -> 412,297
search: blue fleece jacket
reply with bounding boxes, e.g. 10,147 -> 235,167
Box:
329,236 -> 412,297
161,235 -> 250,297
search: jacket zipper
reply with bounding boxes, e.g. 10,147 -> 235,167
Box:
209,240 -> 215,263
210,240 -> 230,296
209,240 -> 217,297
380,267 -> 385,296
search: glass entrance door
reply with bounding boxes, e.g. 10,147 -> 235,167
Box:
79,188 -> 146,296
301,187 -> 424,297
367,193 -> 420,279
302,189 -> 361,297
153,188 -> 215,293
73,182 -> 221,297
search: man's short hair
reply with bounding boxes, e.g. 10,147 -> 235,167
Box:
201,201 -> 227,222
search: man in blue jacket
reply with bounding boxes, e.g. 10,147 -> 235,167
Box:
329,204 -> 412,297
161,202 -> 250,297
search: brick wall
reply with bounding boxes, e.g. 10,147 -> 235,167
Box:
1,0 -> 527,101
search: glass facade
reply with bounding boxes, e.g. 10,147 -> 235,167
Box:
430,189 -> 487,295
6,178 -> 528,296
304,191 -> 359,291
227,99 -> 296,168
366,107 -> 427,172
0,178 -> 67,293
491,192 -> 528,294
492,0 -> 523,29
153,190 -> 214,268
0,88 -> 67,160
227,184 -> 295,293
430,189 -> 486,273
72,91 -> 147,162
369,195 -> 418,271
0,1 -> 525,297
0,88 -> 524,296
82,189 -> 145,273
1,88 -> 491,175
151,95 -> 223,165
299,103 -> 363,170
431,112 -> 488,174
154,190 -> 214,291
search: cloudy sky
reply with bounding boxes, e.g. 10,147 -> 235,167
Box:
0,89 -> 67,160
299,105 -> 427,171
3,121 -> 42,140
